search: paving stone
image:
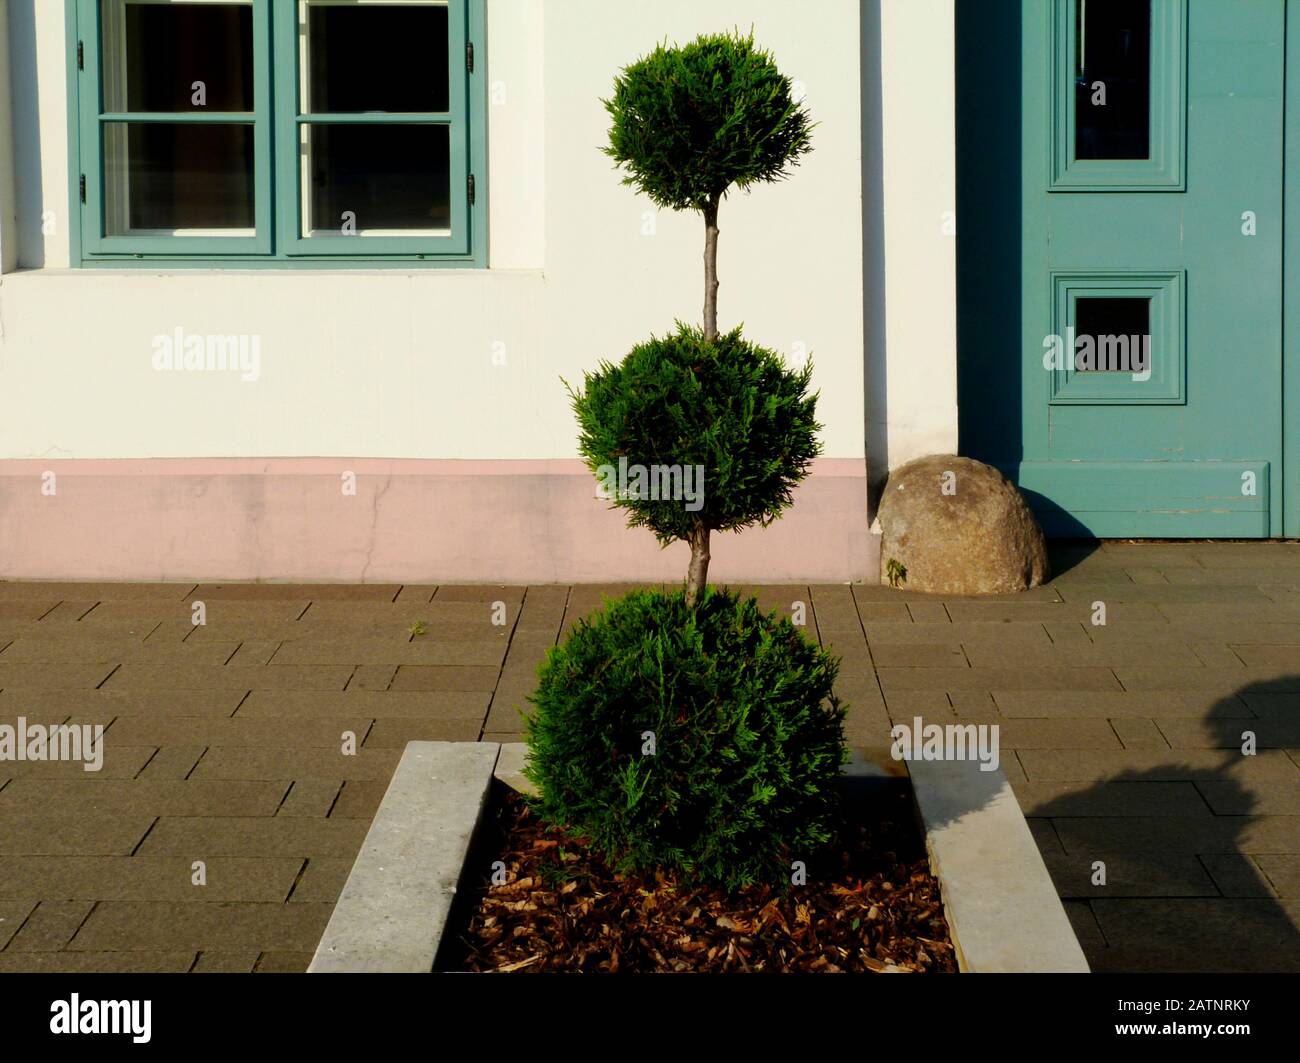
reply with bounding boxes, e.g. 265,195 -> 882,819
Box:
193,950 -> 259,972
1230,644 -> 1300,668
277,781 -> 343,818
104,664 -> 353,691
70,901 -> 334,952
1052,815 -> 1300,855
0,689 -> 246,718
1018,748 -> 1299,783
345,665 -> 396,691
137,817 -> 368,858
0,664 -> 116,689
0,583 -> 194,601
1199,854 -> 1276,898
1012,780 -> 1211,817
1156,601 -> 1300,624
990,719 -> 1122,750
303,601 -> 495,626
1239,690 -> 1300,717
481,730 -> 526,744
1041,849 -> 1218,897
235,690 -> 490,719
869,643 -> 966,667
36,602 -> 104,622
1256,855 -> 1300,898
0,952 -> 196,973
389,666 -> 501,692
255,951 -> 313,972
195,584 -> 401,601
1090,898 -> 1300,955
270,639 -> 506,667
0,857 -> 302,902
1110,718 -> 1169,750
0,602 -> 60,621
949,690 -> 998,716
1196,777 -> 1300,815
1122,567 -> 1170,585
1057,584 -> 1273,604
867,622 -> 1053,645
854,603 -> 913,624
1061,901 -> 1107,952
393,586 -> 436,604
0,745 -> 154,780
189,747 -> 400,782
944,600 -> 1164,622
106,717 -> 373,749
0,901 -> 36,948
6,900 -> 95,951
0,777 -> 286,816
136,746 -> 207,781
329,781 -> 386,819
288,858 -> 353,903
993,689 -> 1253,718
878,666 -> 1121,693
0,639 -> 239,664
905,601 -> 949,624
224,641 -> 281,666
433,585 -> 525,605
362,718 -> 482,746
91,601 -> 311,622
1158,717 -> 1300,749
1043,621 -> 1092,645
1026,816 -> 1065,855
965,642 -> 1200,668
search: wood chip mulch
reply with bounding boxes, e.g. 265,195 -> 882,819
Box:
441,787 -> 957,974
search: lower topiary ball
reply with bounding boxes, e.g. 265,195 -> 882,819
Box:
523,588 -> 846,892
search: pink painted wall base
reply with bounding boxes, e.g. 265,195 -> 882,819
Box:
0,458 -> 875,584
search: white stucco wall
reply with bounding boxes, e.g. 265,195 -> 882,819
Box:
0,0 -> 869,463
875,0 -> 959,478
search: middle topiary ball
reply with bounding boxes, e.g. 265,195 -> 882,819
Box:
523,588 -> 847,892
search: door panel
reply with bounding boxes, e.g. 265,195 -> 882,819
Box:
959,0 -> 1286,538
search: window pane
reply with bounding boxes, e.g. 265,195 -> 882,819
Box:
1074,297 -> 1151,373
104,123 -> 255,234
304,124 -> 451,234
104,1 -> 254,113
1075,0 -> 1151,160
305,1 -> 450,113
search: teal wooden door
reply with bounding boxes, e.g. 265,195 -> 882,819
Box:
959,0 -> 1286,537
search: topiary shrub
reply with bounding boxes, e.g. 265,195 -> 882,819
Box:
523,588 -> 846,892
569,323 -> 821,605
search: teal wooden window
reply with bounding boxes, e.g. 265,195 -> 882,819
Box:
1050,0 -> 1186,190
1048,270 -> 1185,404
68,0 -> 486,267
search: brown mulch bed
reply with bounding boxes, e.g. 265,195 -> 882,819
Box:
439,786 -> 957,974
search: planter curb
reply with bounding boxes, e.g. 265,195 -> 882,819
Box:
308,740 -> 501,973
907,759 -> 1090,973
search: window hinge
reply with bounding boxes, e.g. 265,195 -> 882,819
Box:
468,174 -> 476,205
466,42 -> 474,74
78,41 -> 84,71
79,175 -> 86,204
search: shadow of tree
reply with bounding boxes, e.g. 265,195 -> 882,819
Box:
1028,678 -> 1300,973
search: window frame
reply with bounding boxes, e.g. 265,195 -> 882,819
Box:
1049,0 -> 1187,191
66,0 -> 488,268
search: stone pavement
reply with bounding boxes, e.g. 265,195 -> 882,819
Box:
0,541 -> 1296,972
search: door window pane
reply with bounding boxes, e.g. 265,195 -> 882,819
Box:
1074,296 -> 1151,373
304,124 -> 451,235
1075,0 -> 1151,160
104,122 -> 256,234
103,0 -> 255,113
305,1 -> 450,113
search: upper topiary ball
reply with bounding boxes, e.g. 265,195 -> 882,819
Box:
567,323 -> 822,547
604,30 -> 814,213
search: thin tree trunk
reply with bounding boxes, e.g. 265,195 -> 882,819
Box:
703,196 -> 721,341
686,522 -> 711,608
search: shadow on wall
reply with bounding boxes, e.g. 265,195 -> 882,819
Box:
1030,678 -> 1300,973
9,0 -> 45,268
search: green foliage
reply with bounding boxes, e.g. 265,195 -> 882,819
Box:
523,588 -> 847,891
604,30 -> 813,213
567,323 -> 822,545
885,558 -> 908,588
